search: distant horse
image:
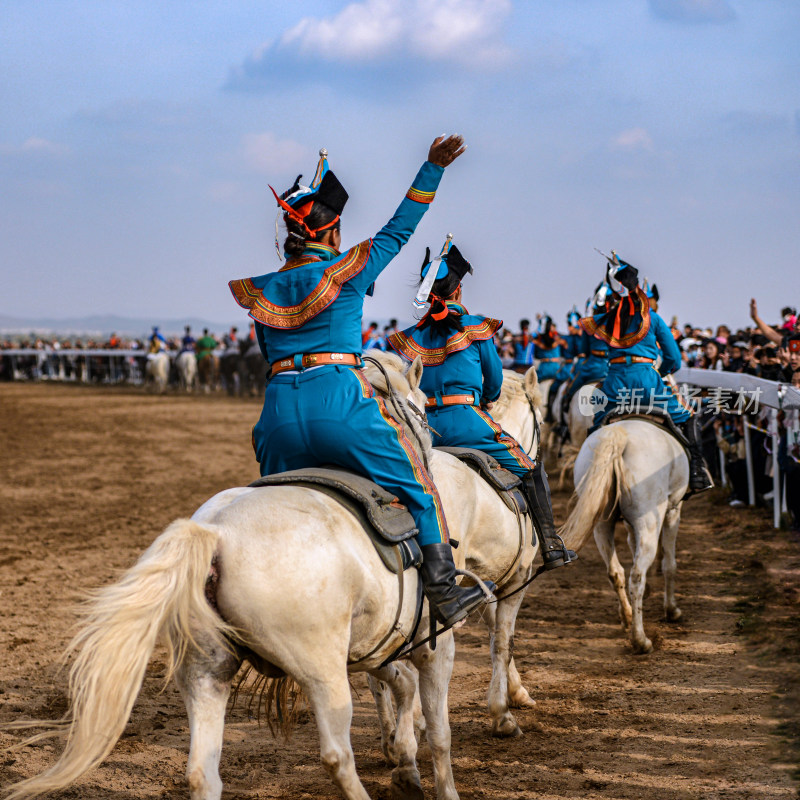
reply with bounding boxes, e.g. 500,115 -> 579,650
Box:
240,342 -> 268,397
144,352 -> 170,394
176,351 -> 197,392
197,353 -> 218,393
219,351 -> 241,397
371,362 -> 542,744
559,421 -> 689,654
3,356 -> 470,800
548,383 -> 595,489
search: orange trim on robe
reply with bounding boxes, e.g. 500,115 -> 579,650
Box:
388,318 -> 502,367
228,240 -> 372,330
579,288 -> 651,349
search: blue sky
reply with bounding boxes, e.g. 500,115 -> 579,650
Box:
1,0 -> 798,332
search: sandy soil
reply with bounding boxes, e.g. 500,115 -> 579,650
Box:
1,382 -> 798,800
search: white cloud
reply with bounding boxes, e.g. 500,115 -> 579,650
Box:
612,128 -> 654,151
276,0 -> 511,67
241,133 -> 308,175
0,137 -> 70,157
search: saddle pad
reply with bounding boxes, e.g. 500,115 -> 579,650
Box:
602,412 -> 690,455
434,446 -> 522,492
248,468 -> 421,574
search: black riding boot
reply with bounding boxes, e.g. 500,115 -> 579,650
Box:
680,416 -> 714,492
420,543 -> 495,628
522,464 -> 577,570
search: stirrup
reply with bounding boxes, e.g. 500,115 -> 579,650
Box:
540,532 -> 577,570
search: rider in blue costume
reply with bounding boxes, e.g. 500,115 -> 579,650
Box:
562,307 -> 584,371
580,253 -> 713,492
563,283 -> 612,413
513,319 -> 535,373
533,316 -> 563,382
388,239 -> 576,571
228,138 -> 491,628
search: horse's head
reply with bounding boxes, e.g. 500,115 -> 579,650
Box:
361,351 -> 432,462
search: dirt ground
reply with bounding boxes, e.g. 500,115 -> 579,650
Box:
1,382 -> 798,800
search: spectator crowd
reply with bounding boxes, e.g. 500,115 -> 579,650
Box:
2,299 -> 798,530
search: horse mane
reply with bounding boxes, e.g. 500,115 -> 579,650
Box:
361,350 -> 412,395
492,369 -> 542,418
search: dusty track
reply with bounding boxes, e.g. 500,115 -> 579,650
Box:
1,383 -> 797,799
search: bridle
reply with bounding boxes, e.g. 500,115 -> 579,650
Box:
522,388 -> 541,462
362,356 -> 433,472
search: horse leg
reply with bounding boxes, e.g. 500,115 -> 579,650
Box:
507,656 -> 536,709
370,663 -> 424,799
174,640 -> 242,800
487,591 -> 527,737
593,518 -> 631,629
367,674 -> 397,766
661,505 -> 683,622
627,511 -> 662,654
412,631 -> 459,800
305,668 -> 371,800
483,590 -> 534,712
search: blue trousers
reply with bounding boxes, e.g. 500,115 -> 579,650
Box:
593,363 -> 692,427
253,366 -> 448,546
428,404 -> 536,478
535,360 -> 561,382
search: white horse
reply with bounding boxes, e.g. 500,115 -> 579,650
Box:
176,350 -> 197,392
559,420 -> 689,654
549,385 -> 596,490
531,376 -> 554,463
370,363 -> 542,747
4,357 -> 470,800
145,351 -> 170,394
564,387 -> 593,449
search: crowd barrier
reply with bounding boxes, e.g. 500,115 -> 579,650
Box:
4,351 -> 797,528
675,367 -> 800,529
0,348 -> 225,385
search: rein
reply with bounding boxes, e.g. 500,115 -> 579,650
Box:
362,355 -> 433,472
524,390 -> 542,461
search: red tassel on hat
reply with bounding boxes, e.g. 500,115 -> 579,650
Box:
612,302 -> 623,342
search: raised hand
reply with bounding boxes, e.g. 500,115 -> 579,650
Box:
428,134 -> 467,167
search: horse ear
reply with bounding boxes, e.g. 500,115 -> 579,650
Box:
407,356 -> 424,392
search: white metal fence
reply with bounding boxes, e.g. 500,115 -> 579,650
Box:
675,367 -> 800,529
0,348 -> 224,385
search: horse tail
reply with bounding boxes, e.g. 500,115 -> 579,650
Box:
558,425 -> 628,552
557,447 -> 578,490
4,519 -> 234,800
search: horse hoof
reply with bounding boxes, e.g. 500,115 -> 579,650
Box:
632,637 -> 653,655
391,766 -> 424,800
491,715 -> 523,738
666,607 -> 682,623
508,688 -> 537,709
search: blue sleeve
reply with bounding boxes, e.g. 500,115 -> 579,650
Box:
578,331 -> 590,357
478,338 -> 504,402
348,161 -> 444,293
652,313 -> 681,375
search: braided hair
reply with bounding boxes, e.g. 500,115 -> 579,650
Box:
283,202 -> 340,258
